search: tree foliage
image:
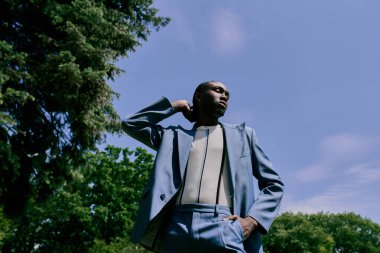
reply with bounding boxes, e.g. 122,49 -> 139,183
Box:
264,212 -> 380,253
309,212 -> 380,253
1,145 -> 153,252
263,212 -> 334,253
0,0 -> 169,215
0,208 -> 10,250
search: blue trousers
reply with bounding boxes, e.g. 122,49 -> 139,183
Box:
164,203 -> 246,253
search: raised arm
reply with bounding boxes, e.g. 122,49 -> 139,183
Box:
122,97 -> 194,150
122,97 -> 176,150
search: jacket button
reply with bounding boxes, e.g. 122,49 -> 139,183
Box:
160,194 -> 165,201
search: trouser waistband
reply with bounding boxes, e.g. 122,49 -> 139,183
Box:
173,203 -> 232,215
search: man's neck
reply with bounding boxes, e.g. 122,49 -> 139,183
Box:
196,118 -> 219,126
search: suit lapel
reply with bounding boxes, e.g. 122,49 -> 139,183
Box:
222,122 -> 246,192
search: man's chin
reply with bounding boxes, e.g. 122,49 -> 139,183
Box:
215,109 -> 226,117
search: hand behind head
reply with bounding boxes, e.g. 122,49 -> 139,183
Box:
183,106 -> 196,122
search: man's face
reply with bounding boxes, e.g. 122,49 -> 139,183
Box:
197,82 -> 230,119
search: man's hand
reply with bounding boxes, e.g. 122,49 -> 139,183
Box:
224,215 -> 258,241
171,100 -> 195,122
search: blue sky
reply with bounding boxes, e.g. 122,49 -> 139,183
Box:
105,0 -> 380,224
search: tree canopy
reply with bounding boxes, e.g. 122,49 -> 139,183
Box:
2,145 -> 154,252
0,0 -> 169,215
263,212 -> 380,253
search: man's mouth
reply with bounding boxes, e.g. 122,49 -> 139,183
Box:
218,101 -> 227,109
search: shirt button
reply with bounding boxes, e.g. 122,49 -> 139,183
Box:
160,194 -> 166,201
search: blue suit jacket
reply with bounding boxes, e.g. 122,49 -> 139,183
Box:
122,97 -> 284,253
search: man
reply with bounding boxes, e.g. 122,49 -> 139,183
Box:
123,81 -> 284,253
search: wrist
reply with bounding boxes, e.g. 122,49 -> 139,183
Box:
245,216 -> 258,229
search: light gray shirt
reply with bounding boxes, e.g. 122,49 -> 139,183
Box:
176,124 -> 232,207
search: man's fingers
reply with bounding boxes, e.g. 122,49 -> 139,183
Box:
182,104 -> 196,122
223,215 -> 239,221
183,112 -> 193,122
171,99 -> 190,112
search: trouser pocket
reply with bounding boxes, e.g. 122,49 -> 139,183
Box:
218,219 -> 245,252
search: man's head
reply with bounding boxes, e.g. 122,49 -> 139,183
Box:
192,81 -> 229,123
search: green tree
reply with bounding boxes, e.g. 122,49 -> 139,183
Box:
264,212 -> 380,253
0,208 -> 10,249
2,145 -> 153,252
310,212 -> 380,253
263,212 -> 334,253
0,0 -> 169,215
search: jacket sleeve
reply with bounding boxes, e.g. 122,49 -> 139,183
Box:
246,127 -> 285,234
122,97 -> 176,150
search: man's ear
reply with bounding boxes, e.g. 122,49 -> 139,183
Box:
194,91 -> 202,103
